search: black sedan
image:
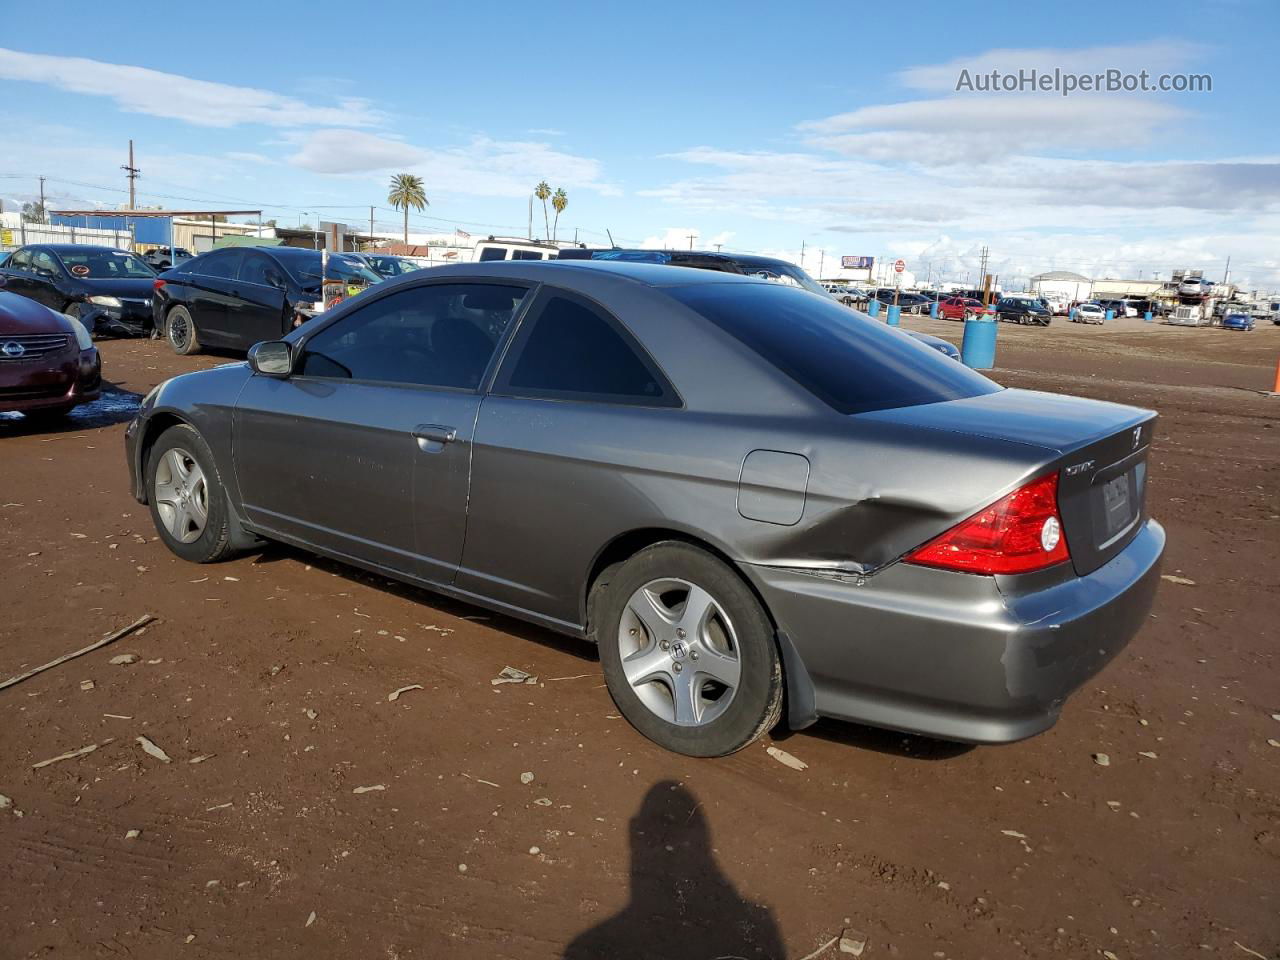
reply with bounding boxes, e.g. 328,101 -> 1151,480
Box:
0,244 -> 157,336
152,246 -> 383,354
874,290 -> 931,314
125,260 -> 1164,757
996,296 -> 1053,326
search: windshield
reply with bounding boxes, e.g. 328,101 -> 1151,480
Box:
299,254 -> 383,285
365,255 -> 420,277
58,249 -> 154,279
742,262 -> 829,297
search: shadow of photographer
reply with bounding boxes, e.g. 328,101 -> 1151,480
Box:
564,779 -> 784,960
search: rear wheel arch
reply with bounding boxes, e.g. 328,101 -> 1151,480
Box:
584,528 -> 762,639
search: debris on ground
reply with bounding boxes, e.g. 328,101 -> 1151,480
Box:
1138,751 -> 1159,759
0,614 -> 154,691
1093,753 -> 1111,766
188,754 -> 214,764
109,654 -> 139,666
136,736 -> 172,763
1001,829 -> 1028,839
206,802 -> 233,811
796,934 -> 839,960
1161,574 -> 1196,586
491,666 -> 536,685
352,784 -> 386,794
840,929 -> 868,956
766,745 -> 808,771
79,680 -> 95,691
387,684 -> 424,702
32,741 -> 106,770
305,911 -> 316,928
534,798 -> 553,806
125,829 -> 140,839
520,771 -> 535,785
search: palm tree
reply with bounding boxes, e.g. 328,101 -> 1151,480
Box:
387,173 -> 428,244
551,188 -> 568,242
535,180 -> 551,240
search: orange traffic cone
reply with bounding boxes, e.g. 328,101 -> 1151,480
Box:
1273,358 -> 1280,395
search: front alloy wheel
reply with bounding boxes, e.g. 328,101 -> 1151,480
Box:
153,447 -> 208,544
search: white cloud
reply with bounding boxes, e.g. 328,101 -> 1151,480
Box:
897,39 -> 1204,93
640,227 -> 702,249
802,97 -> 1185,165
0,47 -> 381,128
288,130 -> 425,175
287,133 -> 621,197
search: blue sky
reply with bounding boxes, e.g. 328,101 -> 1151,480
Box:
2,0 -> 1278,288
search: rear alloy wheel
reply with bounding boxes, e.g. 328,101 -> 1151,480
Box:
62,302 -> 84,321
147,424 -> 235,563
166,306 -> 201,355
597,542 -> 783,757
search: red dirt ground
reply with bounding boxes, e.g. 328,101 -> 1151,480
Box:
2,317 -> 1278,960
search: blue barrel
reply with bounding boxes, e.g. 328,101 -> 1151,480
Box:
886,305 -> 901,326
929,300 -> 939,319
867,299 -> 881,318
961,316 -> 997,369
1144,310 -> 1153,323
1105,308 -> 1115,322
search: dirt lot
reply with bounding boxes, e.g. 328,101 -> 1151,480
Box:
2,317 -> 1278,960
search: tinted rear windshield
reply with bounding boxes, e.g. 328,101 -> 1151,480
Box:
671,283 -> 1001,414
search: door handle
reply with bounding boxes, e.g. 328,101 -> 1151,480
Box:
412,424 -> 457,445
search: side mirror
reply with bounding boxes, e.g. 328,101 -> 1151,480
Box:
247,340 -> 293,377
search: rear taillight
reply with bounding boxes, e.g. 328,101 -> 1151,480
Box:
905,472 -> 1069,575
152,279 -> 166,291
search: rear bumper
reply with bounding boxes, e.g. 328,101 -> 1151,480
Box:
0,348 -> 101,413
746,518 -> 1165,743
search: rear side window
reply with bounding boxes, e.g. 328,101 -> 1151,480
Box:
510,250 -> 544,260
670,283 -> 1000,415
476,247 -> 507,262
238,253 -> 276,286
298,282 -> 528,390
192,250 -> 243,279
497,291 -> 677,406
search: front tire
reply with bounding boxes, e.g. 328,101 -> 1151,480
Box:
146,424 -> 235,563
166,306 -> 201,355
596,542 -> 783,757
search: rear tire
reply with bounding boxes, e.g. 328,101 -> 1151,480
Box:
166,306 -> 201,356
146,424 -> 236,563
596,542 -> 783,757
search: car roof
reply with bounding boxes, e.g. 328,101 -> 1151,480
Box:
40,244 -> 127,254
414,258 -> 769,289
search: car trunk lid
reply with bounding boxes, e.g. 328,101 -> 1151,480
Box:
858,388 -> 1155,576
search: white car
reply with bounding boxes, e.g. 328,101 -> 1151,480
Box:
1073,302 -> 1106,324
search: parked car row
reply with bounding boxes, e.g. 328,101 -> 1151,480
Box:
0,243 -> 424,347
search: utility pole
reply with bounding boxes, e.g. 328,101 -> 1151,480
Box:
686,233 -> 697,250
38,176 -> 46,222
713,243 -> 723,252
527,196 -> 533,240
121,140 -> 140,209
369,206 -> 375,245
1222,255 -> 1231,286
819,249 -> 825,277
800,240 -> 806,271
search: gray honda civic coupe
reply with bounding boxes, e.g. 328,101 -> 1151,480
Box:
125,260 -> 1164,757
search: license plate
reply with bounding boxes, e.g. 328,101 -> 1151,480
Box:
1101,473 -> 1132,536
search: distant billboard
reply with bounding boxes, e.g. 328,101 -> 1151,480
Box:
842,256 -> 873,269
